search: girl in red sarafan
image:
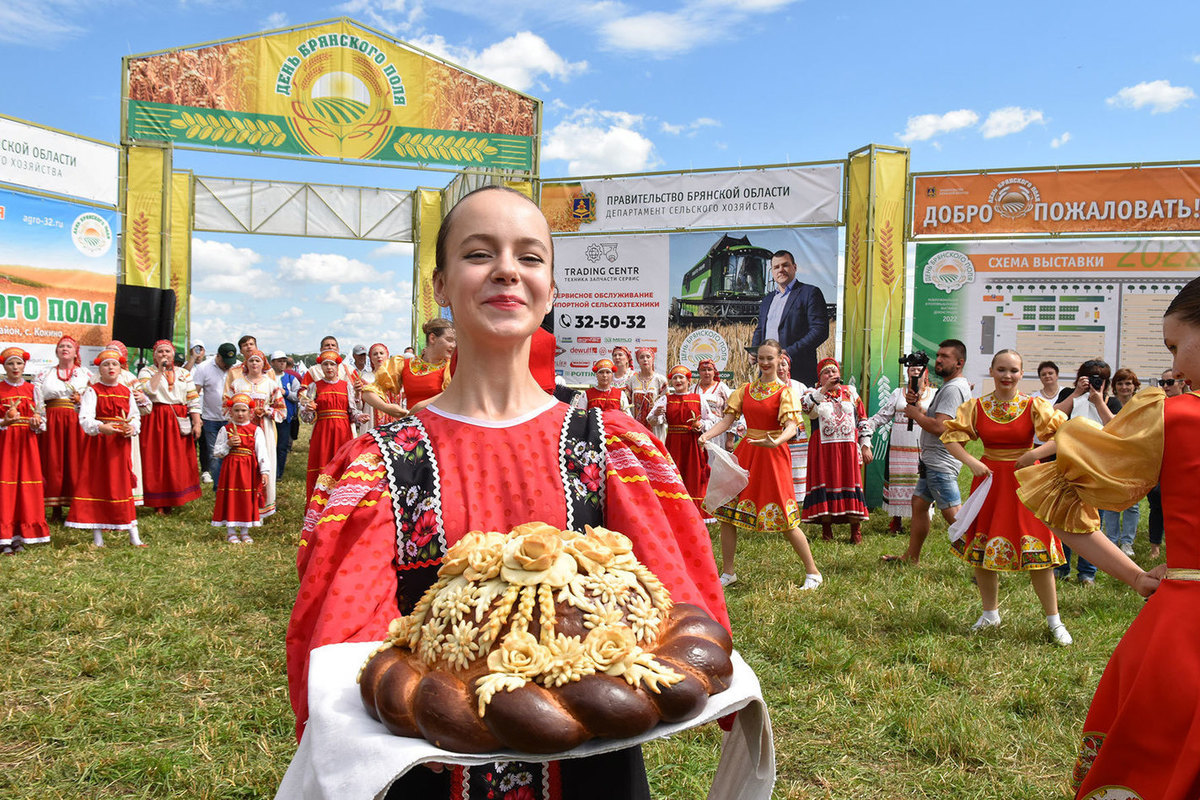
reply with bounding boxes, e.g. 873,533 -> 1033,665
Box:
0,346 -> 47,553
137,339 -> 203,512
577,358 -> 631,413
301,350 -> 365,501
34,335 -> 92,521
212,392 -> 272,545
647,364 -> 713,513
66,348 -> 146,548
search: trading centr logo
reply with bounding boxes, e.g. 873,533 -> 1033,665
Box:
988,177 -> 1041,220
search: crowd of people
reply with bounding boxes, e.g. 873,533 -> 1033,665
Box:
2,185 -> 1196,799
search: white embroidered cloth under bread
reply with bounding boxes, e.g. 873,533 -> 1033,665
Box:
276,641 -> 774,800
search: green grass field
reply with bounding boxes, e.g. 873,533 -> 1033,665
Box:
1,432 -> 1154,799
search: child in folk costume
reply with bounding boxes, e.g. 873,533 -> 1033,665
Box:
35,335 -> 91,520
576,358 -> 631,413
104,340 -> 148,506
866,363 -> 936,534
0,347 -> 47,553
942,349 -> 1073,645
699,340 -> 823,590
801,358 -> 873,544
301,350 -> 367,501
647,364 -> 714,514
778,353 -> 810,510
627,347 -> 668,439
67,348 -> 146,547
138,339 -> 203,513
225,349 -> 285,519
212,393 -> 272,544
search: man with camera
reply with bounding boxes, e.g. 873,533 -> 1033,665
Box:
881,339 -> 971,565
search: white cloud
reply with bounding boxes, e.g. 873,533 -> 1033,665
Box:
897,109 -> 979,143
263,11 -> 288,28
0,1 -> 83,45
371,242 -> 415,260
598,1 -> 800,56
191,239 -> 280,296
335,0 -> 423,34
324,285 -> 414,348
326,284 -> 413,315
278,252 -> 388,283
411,31 -> 586,92
1107,80 -> 1196,113
543,108 -> 658,175
981,106 -> 1045,138
660,117 -> 720,136
193,297 -> 234,316
1051,132 -> 1071,148
279,306 -> 304,320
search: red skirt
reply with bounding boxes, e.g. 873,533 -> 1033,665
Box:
66,432 -> 137,530
1071,581 -> 1200,799
139,405 -> 201,508
40,404 -> 83,506
0,423 -> 49,544
212,449 -> 262,528
950,458 -> 1064,572
306,415 -> 353,500
664,427 -> 709,512
715,438 -> 801,532
802,433 -> 868,522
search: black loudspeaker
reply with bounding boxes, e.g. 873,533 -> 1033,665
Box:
112,285 -> 176,349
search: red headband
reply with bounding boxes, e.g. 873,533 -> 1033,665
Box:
370,342 -> 389,357
94,349 -> 127,366
318,350 -> 342,364
817,357 -> 840,374
592,358 -> 614,373
2,346 -> 31,363
106,340 -> 129,359
225,392 -> 252,409
635,347 -> 654,357
154,339 -> 175,353
56,335 -> 82,366
668,365 -> 691,380
697,359 -> 717,373
611,346 -> 633,365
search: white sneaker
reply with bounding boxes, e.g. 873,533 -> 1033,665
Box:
719,572 -> 738,587
800,574 -> 823,591
971,614 -> 1001,632
1049,622 -> 1073,646
1120,543 -> 1135,556
201,472 -> 213,485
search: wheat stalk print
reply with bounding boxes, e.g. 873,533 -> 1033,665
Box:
129,213 -> 154,278
394,133 -> 498,163
846,222 -> 864,375
877,218 -> 898,391
168,112 -> 286,146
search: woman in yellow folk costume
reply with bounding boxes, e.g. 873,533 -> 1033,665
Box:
361,320 -> 456,419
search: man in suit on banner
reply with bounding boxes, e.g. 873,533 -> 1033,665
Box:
751,249 -> 829,386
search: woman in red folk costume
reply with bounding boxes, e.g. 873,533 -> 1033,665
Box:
225,349 -> 285,518
137,339 -> 202,513
1016,277 -> 1200,799
0,347 -> 47,553
286,186 -> 729,800
104,340 -> 148,506
577,358 -> 631,413
212,393 -> 272,545
647,365 -> 714,513
700,340 -> 822,590
362,320 -> 456,420
300,350 -> 365,501
800,357 -> 873,544
611,345 -> 633,390
66,348 -> 144,548
35,335 -> 91,520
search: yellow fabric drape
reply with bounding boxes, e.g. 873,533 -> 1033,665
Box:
1017,389 -> 1165,533
939,396 -> 978,444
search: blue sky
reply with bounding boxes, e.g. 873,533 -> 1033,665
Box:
2,0 -> 1199,354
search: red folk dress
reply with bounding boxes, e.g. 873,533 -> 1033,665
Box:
584,386 -> 626,412
715,381 -> 803,532
35,364 -> 90,507
800,384 -> 870,523
651,391 -> 712,512
400,356 -> 450,408
137,366 -> 202,508
66,383 -> 139,531
1018,389 -> 1200,800
304,379 -> 354,501
942,393 -> 1066,571
287,402 -> 729,799
0,379 -> 48,546
212,423 -> 269,528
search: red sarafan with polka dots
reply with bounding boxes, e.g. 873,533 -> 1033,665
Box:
285,400 -> 729,738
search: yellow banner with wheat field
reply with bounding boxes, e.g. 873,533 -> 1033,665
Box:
123,146 -> 167,288
412,188 -> 443,343
169,171 -> 192,350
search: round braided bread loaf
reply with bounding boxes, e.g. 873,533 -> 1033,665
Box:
358,522 -> 733,754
